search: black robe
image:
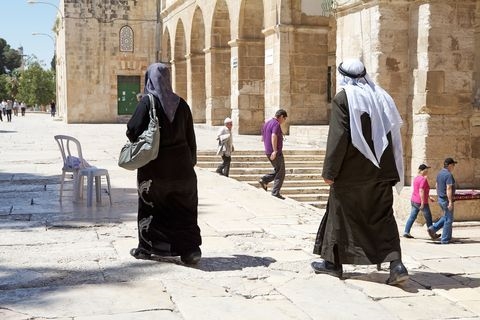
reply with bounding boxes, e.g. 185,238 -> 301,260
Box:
314,90 -> 402,265
127,95 -> 201,255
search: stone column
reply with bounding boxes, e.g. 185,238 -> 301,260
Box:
263,23 -> 329,133
203,47 -> 231,126
263,25 -> 290,132
229,39 -> 265,134
186,53 -> 206,123
172,58 -> 187,102
411,1 -> 477,186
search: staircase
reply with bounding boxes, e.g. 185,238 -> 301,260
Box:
196,149 -> 329,209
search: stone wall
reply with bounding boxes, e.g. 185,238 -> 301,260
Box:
61,0 -> 157,123
159,0 -> 331,134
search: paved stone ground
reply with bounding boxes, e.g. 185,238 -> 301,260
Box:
1,113 -> 480,319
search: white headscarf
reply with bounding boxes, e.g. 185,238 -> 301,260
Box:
144,63 -> 180,123
339,58 -> 404,192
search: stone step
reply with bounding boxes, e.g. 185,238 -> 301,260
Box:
227,172 -> 323,181
267,186 -> 330,195
308,201 -> 328,209
197,160 -> 323,169
196,149 -> 328,209
197,154 -> 324,162
244,179 -> 324,189
197,149 -> 325,156
287,193 -> 330,202
228,167 -> 322,175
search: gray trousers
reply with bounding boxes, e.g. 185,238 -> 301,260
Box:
261,153 -> 285,196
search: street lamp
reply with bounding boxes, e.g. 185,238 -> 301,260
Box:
32,32 -> 55,66
28,0 -> 65,120
32,32 -> 55,44
32,32 -> 57,114
27,0 -> 64,28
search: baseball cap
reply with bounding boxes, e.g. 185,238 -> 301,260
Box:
418,164 -> 431,171
444,157 -> 458,166
224,117 -> 232,124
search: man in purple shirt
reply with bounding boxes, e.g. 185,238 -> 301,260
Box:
259,109 -> 288,199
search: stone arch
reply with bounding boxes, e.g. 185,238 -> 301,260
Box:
161,27 -> 172,64
190,6 -> 206,123
205,0 -> 232,125
231,0 -> 265,134
173,19 -> 187,100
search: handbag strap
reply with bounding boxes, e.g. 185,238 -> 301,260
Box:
147,93 -> 157,120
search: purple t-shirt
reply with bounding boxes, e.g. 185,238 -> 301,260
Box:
411,175 -> 430,204
262,118 -> 283,155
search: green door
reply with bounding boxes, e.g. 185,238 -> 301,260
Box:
117,75 -> 141,115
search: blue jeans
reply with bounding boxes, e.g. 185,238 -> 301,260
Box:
404,201 -> 433,234
430,198 -> 454,243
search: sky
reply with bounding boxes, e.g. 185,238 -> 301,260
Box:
0,0 -> 59,68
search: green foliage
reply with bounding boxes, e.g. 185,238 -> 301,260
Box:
0,74 -> 9,100
0,38 -> 22,75
0,38 -> 55,104
17,61 -> 55,106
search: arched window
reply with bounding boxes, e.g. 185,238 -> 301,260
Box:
119,25 -> 134,52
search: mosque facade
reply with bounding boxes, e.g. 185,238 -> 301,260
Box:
56,0 -> 480,187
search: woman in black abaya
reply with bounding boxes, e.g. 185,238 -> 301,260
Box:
127,63 -> 202,264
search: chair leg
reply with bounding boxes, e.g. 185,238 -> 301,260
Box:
106,173 -> 112,205
95,176 -> 101,204
74,171 -> 82,202
86,172 -> 94,207
60,171 -> 66,202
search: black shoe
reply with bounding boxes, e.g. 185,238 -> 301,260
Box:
273,194 -> 285,200
427,228 -> 441,240
181,248 -> 202,265
259,180 -> 267,191
311,260 -> 342,278
403,233 -> 414,239
386,262 -> 409,285
130,247 -> 152,260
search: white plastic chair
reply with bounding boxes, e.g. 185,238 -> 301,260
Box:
54,135 -> 112,206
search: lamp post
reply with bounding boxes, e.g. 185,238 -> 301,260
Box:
31,32 -> 55,65
32,32 -> 55,44
28,0 -> 65,120
27,0 -> 64,26
32,32 -> 57,114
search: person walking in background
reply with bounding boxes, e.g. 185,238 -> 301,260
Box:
50,100 -> 56,117
403,164 -> 439,239
127,62 -> 202,264
311,58 -> 408,285
428,157 -> 457,244
1,100 -> 6,117
215,117 -> 234,177
5,99 -> 13,122
13,100 -> 19,116
20,102 -> 26,116
259,109 -> 288,200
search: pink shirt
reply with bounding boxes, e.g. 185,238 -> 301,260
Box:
411,175 -> 430,204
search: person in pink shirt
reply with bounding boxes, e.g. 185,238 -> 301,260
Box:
403,164 -> 439,239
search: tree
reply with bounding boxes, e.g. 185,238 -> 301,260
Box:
0,74 -> 9,100
17,61 -> 55,107
0,38 -> 22,75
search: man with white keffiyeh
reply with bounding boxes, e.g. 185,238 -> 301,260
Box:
311,58 -> 409,286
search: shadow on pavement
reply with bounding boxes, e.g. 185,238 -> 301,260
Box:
0,171 -> 139,225
343,269 -> 480,293
134,254 -> 277,272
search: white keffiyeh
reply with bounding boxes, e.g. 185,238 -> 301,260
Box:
339,59 -> 404,193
